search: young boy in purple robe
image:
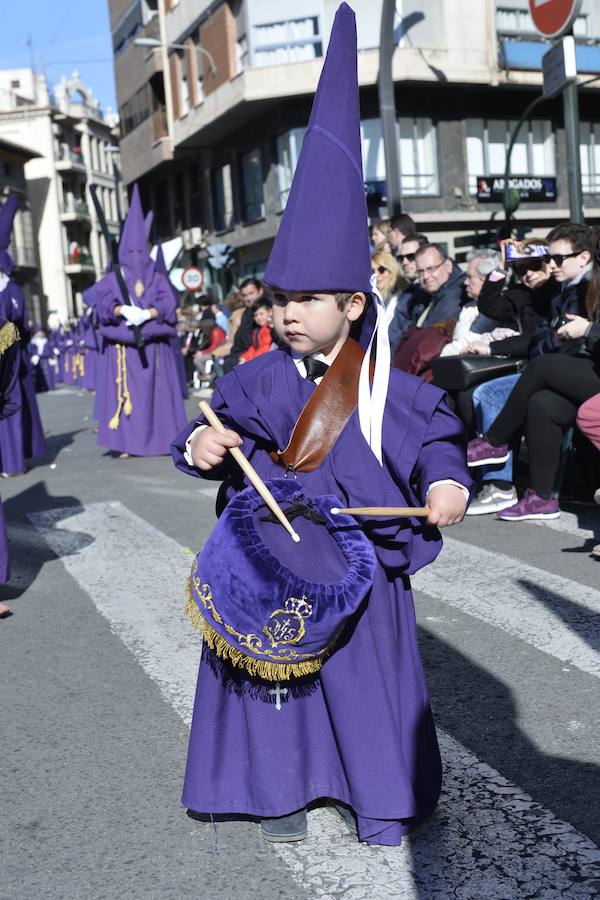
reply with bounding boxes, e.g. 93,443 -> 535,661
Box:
0,194 -> 46,475
94,185 -> 187,457
171,3 -> 471,846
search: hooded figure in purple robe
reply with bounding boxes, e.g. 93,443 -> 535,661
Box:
94,185 -> 187,456
80,289 -> 100,392
154,241 -> 189,399
0,194 -> 46,474
171,2 -> 471,846
28,323 -> 57,393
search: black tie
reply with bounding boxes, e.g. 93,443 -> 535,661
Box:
303,356 -> 329,383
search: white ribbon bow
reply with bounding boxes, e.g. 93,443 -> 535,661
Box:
357,274 -> 391,465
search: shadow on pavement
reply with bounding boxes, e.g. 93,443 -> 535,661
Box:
0,480 -> 93,603
419,625 -> 600,851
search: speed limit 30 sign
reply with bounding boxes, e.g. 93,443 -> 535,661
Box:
182,266 -> 205,292
529,0 -> 583,38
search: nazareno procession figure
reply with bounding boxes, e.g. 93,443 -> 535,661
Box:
94,185 -> 187,458
172,3 -> 472,846
0,194 -> 46,476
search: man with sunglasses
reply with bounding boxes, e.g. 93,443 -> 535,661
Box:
388,234 -> 428,350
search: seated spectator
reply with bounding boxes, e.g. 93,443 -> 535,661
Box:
371,250 -> 404,326
370,219 -> 391,253
391,243 -> 466,379
239,299 -> 274,364
387,213 -> 416,259
440,248 -> 503,357
223,278 -> 269,373
413,243 -> 466,327
388,233 -> 428,351
465,234 -> 588,515
467,224 -> 598,521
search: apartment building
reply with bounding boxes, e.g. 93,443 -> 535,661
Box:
0,70 -> 125,322
0,136 -> 43,323
109,0 -> 600,286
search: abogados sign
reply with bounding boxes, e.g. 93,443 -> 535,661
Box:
528,0 -> 583,39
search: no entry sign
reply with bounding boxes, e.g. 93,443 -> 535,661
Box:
181,266 -> 204,292
529,0 -> 583,38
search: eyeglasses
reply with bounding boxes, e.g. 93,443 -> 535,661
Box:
514,259 -> 547,276
548,251 -> 579,267
399,253 -> 416,262
373,265 -> 389,275
417,261 -> 445,277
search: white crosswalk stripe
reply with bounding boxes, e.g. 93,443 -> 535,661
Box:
413,535 -> 600,678
29,502 -> 600,899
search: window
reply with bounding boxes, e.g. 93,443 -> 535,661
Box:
466,119 -> 555,193
211,164 -> 235,232
120,86 -> 151,136
361,117 -> 439,196
190,35 -> 204,106
274,129 -> 305,211
580,123 -> 600,194
240,148 -> 264,222
252,17 -> 322,67
178,50 -> 190,116
190,163 -> 204,226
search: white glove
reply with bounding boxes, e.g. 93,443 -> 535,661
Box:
31,354 -> 40,366
121,305 -> 151,327
53,348 -> 60,356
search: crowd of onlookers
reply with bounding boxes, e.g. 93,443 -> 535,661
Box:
177,212 -> 600,549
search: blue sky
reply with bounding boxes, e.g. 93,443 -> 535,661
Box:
0,0 -> 117,114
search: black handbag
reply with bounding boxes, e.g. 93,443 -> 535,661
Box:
430,354 -> 527,391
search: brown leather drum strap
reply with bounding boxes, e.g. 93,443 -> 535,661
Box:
272,338 -> 367,473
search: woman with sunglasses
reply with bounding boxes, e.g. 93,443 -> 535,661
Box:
465,241 -> 560,513
371,250 -> 403,325
467,224 -> 599,520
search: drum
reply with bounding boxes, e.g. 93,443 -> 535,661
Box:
186,478 -> 376,681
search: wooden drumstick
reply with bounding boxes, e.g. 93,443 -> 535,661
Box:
199,401 -> 301,543
330,506 -> 431,518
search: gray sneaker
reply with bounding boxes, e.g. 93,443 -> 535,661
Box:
466,484 -> 517,516
260,809 -> 308,842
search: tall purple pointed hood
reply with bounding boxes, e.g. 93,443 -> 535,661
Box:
118,184 -> 154,296
0,194 -> 19,275
264,3 -> 370,293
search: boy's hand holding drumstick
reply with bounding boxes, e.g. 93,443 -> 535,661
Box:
189,420 -> 242,471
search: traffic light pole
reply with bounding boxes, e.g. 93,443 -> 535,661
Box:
563,80 -> 584,223
378,0 -> 402,217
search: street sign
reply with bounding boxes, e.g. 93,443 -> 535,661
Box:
477,176 -> 557,203
542,36 -> 577,98
528,0 -> 583,39
181,266 -> 204,292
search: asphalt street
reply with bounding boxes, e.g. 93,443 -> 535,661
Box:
1,386 -> 600,899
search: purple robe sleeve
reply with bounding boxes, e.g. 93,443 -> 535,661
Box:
411,398 -> 473,501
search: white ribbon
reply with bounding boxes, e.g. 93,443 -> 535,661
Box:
357,274 -> 391,465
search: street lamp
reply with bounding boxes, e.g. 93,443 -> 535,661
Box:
133,37 -> 217,77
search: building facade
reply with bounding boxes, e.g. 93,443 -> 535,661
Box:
0,70 -> 126,323
0,136 -> 43,323
109,0 -> 600,285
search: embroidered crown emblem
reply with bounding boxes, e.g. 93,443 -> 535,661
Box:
284,596 -> 313,618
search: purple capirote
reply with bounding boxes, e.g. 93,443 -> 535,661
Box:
264,3 -> 371,295
171,349 -> 473,846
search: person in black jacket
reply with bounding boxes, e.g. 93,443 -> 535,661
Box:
467,224 -> 600,521
223,278 -> 269,373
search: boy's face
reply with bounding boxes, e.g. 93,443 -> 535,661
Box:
253,306 -> 271,327
271,291 -> 366,357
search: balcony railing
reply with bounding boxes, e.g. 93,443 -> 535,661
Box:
57,146 -> 85,166
62,200 -> 90,218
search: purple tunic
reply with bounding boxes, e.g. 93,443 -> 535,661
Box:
171,349 -> 472,846
81,311 -> 99,392
0,281 -> 46,473
95,271 -> 187,456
